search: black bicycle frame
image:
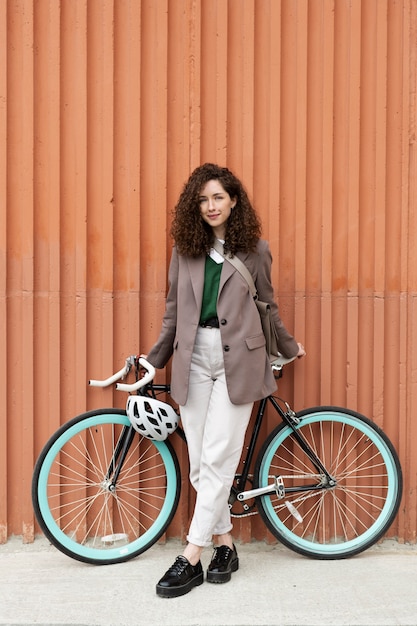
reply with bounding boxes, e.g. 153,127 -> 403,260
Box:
139,383 -> 335,499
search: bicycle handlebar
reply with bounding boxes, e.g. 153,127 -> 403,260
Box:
89,356 -> 156,392
271,354 -> 298,370
88,352 -> 297,394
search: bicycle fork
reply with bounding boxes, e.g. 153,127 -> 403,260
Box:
101,425 -> 136,493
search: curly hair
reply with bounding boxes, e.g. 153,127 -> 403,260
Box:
170,163 -> 262,257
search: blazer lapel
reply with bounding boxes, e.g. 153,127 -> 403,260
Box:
218,250 -> 250,295
186,255 -> 205,307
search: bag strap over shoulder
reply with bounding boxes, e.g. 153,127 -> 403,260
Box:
212,239 -> 257,299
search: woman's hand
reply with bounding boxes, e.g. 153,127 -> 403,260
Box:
296,343 -> 306,358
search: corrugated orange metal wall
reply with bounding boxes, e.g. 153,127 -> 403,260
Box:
1,0 -> 416,544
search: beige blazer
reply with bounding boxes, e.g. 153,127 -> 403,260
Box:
147,239 -> 298,405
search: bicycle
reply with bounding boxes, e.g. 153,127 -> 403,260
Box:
32,355 -> 402,565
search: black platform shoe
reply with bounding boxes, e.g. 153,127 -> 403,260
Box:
206,544 -> 239,583
156,555 -> 204,598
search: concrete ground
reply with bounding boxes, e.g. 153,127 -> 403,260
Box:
0,537 -> 416,626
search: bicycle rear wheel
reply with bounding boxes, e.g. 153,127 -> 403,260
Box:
32,409 -> 181,565
254,406 -> 402,559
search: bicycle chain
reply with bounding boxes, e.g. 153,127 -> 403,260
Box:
230,509 -> 259,518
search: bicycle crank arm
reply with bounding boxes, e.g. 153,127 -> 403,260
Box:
238,475 -> 288,502
237,484 -> 277,501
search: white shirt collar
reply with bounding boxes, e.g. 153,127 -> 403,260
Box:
209,239 -> 225,264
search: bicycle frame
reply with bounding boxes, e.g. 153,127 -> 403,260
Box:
145,382 -> 336,507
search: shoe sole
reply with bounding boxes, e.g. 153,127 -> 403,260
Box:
156,571 -> 204,598
206,558 -> 239,584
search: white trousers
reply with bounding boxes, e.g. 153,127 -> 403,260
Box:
180,327 -> 253,548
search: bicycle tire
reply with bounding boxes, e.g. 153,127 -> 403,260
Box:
32,409 -> 181,565
254,406 -> 402,559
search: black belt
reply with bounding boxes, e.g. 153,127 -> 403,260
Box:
199,316 -> 220,328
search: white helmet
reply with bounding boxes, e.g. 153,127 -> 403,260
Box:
126,395 -> 179,441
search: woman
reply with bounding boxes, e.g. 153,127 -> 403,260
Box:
146,163 -> 305,598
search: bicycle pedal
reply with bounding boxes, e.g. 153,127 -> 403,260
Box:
274,475 -> 285,499
285,501 -> 303,523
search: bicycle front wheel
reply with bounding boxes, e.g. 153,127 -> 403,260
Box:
32,409 -> 181,565
254,406 -> 402,559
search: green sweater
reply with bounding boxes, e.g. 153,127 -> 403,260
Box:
200,255 -> 222,322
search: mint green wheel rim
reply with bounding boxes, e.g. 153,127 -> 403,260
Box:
36,413 -> 178,563
258,409 -> 401,557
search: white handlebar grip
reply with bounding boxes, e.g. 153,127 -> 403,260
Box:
116,358 -> 156,392
89,364 -> 131,388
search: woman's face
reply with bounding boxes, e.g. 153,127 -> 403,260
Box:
198,179 -> 236,240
